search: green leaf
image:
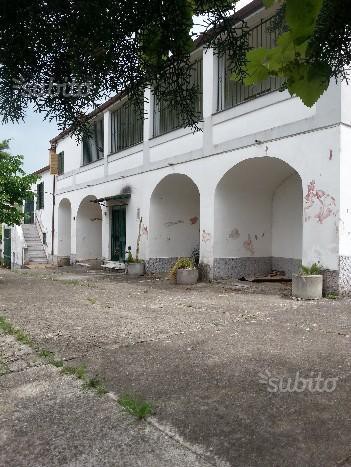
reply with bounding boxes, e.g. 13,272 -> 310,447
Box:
286,0 -> 324,44
241,48 -> 271,85
287,62 -> 331,107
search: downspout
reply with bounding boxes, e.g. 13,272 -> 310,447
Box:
51,174 -> 56,259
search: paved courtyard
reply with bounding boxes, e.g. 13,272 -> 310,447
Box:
1,267 -> 351,466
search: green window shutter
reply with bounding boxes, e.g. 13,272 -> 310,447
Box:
58,152 -> 64,175
36,182 -> 44,210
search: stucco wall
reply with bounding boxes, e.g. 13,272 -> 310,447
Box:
76,197 -> 102,260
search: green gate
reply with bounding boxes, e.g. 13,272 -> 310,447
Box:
3,228 -> 11,268
111,206 -> 126,262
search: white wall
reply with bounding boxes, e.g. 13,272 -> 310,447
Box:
272,173 -> 303,259
33,169 -> 54,256
149,174 -> 200,257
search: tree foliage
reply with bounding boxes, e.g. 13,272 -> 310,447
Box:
0,0 -> 248,135
238,0 -> 351,106
0,141 -> 38,225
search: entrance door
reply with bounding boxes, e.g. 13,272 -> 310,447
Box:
3,228 -> 11,268
24,198 -> 35,224
111,206 -> 126,261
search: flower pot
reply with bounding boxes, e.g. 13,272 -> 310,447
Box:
127,262 -> 145,276
176,268 -> 198,285
292,274 -> 323,300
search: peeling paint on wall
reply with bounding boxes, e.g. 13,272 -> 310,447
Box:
243,234 -> 255,256
329,150 -> 333,161
189,216 -> 199,225
229,228 -> 240,239
164,220 -> 184,227
202,230 -> 211,243
304,180 -> 337,224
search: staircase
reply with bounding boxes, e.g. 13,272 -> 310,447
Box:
22,224 -> 48,264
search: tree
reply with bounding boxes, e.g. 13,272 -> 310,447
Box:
0,0 -> 349,133
0,140 -> 38,225
0,0 -> 249,135
238,0 -> 351,107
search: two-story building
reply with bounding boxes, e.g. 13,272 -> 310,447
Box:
49,0 -> 351,294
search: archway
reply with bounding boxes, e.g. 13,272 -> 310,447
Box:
57,198 -> 72,260
76,196 -> 102,261
214,157 -> 303,279
149,174 -> 200,271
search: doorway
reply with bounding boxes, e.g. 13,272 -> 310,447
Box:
111,206 -> 126,262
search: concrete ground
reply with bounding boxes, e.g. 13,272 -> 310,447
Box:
0,267 -> 351,466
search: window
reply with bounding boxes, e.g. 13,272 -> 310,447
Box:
153,57 -> 203,137
110,100 -> 143,153
36,182 -> 44,210
82,119 -> 104,165
58,151 -> 64,175
217,16 -> 284,112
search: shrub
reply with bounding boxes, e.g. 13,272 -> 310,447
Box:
169,257 -> 195,280
299,263 -> 321,275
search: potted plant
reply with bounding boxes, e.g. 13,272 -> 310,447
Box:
292,263 -> 323,300
169,257 -> 198,285
126,217 -> 145,276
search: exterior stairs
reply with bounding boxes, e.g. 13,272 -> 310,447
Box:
22,224 -> 48,264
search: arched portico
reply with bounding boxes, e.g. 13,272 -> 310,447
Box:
76,195 -> 102,263
57,198 -> 72,264
213,157 -> 303,279
148,174 -> 200,272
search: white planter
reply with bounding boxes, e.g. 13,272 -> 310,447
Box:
176,268 -> 198,285
292,274 -> 323,300
127,262 -> 145,276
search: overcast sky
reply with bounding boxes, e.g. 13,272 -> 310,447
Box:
0,0 -> 252,175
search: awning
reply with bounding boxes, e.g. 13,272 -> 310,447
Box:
91,193 -> 131,205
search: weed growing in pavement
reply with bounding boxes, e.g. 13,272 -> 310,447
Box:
38,349 -> 64,367
0,316 -> 33,346
60,365 -> 86,379
118,394 -> 153,420
82,375 -> 108,395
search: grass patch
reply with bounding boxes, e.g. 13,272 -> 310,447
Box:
60,365 -> 86,379
118,394 -> 153,420
38,349 -> 64,367
82,375 -> 108,395
0,357 -> 8,376
87,297 -> 97,305
0,316 -> 33,346
325,292 -> 338,300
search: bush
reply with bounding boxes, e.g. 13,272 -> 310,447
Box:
299,263 -> 321,275
169,257 -> 195,280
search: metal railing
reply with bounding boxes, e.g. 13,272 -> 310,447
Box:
153,57 -> 203,137
217,16 -> 284,112
110,100 -> 144,153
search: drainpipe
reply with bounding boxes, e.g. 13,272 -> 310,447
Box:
51,174 -> 56,259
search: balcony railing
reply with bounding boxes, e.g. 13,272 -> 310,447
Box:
153,57 -> 203,137
217,16 -> 284,112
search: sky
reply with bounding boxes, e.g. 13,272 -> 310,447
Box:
0,0 -> 252,175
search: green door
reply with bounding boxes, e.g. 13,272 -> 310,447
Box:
111,206 -> 126,262
24,199 -> 34,224
3,228 -> 11,268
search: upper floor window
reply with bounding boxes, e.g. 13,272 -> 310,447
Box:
110,100 -> 143,153
36,182 -> 44,210
58,151 -> 64,175
82,118 -> 104,165
153,57 -> 203,138
217,16 -> 284,112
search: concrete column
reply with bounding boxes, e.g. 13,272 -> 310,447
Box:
70,210 -> 77,264
101,205 -> 110,261
103,110 -> 111,177
143,87 -> 152,167
202,47 -> 216,157
199,185 -> 216,280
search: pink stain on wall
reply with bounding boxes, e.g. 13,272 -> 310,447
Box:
202,230 -> 211,243
243,234 -> 255,256
190,216 -> 199,225
304,180 -> 337,224
142,225 -> 149,239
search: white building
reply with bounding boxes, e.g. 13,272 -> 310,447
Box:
48,0 -> 351,294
